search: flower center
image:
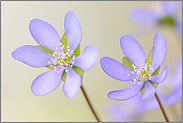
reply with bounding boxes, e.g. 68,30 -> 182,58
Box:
47,43 -> 75,73
127,62 -> 155,84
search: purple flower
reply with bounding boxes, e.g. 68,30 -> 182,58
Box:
143,58 -> 182,110
175,20 -> 182,38
129,1 -> 182,37
12,11 -> 98,99
100,32 -> 170,100
107,93 -> 145,122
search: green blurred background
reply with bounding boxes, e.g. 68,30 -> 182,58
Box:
1,1 -> 182,122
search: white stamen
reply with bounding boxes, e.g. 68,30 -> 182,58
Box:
48,44 -> 76,73
72,55 -> 75,60
130,62 -> 154,84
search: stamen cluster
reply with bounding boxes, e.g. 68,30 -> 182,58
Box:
127,62 -> 155,84
47,43 -> 75,73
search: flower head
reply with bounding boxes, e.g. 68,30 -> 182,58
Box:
12,11 -> 98,99
100,32 -> 170,100
129,1 -> 182,37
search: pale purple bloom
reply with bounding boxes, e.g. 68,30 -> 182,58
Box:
107,93 -> 145,122
129,1 -> 182,37
100,32 -> 170,100
12,11 -> 98,99
176,20 -> 182,38
143,58 -> 182,110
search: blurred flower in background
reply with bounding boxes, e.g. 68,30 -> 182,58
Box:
129,1 -> 182,37
106,92 -> 145,122
143,57 -> 182,111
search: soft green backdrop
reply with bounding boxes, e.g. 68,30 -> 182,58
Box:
1,1 -> 182,122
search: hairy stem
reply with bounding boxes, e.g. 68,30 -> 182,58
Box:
81,85 -> 101,122
155,92 -> 170,122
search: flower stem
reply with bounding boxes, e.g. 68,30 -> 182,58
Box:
81,85 -> 101,122
155,92 -> 170,122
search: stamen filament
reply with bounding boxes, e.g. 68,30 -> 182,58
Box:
47,43 -> 76,73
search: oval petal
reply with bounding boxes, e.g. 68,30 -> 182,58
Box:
151,32 -> 167,71
162,1 -> 181,16
64,11 -> 82,51
151,62 -> 170,84
120,35 -> 146,66
29,19 -> 60,52
100,57 -> 135,81
62,67 -> 81,99
141,81 -> 156,100
129,8 -> 158,27
74,46 -> 98,72
173,58 -> 182,87
175,20 -> 182,38
12,45 -> 54,68
107,83 -> 144,100
31,69 -> 63,96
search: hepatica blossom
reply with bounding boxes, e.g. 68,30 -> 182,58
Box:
144,58 -> 182,110
12,11 -> 98,99
100,32 -> 170,100
107,93 -> 145,122
129,1 -> 182,37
